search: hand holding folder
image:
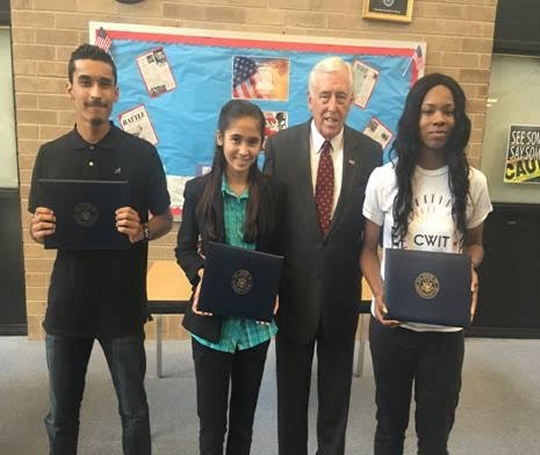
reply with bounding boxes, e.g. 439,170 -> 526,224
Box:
384,248 -> 472,328
196,242 -> 284,322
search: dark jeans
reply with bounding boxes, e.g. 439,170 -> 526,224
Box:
44,331 -> 151,455
369,318 -> 464,455
192,338 -> 270,455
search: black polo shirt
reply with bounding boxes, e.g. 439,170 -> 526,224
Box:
28,124 -> 171,337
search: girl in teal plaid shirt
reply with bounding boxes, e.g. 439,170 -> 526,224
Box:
175,100 -> 283,455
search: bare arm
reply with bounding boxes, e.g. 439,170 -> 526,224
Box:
146,209 -> 173,240
360,220 -> 399,327
463,224 -> 484,269
463,223 -> 485,321
115,207 -> 173,243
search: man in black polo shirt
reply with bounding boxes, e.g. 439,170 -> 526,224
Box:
28,44 -> 172,454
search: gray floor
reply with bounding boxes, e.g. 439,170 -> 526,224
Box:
1,336 -> 539,454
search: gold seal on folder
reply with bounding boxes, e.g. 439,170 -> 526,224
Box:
415,272 -> 440,299
231,269 -> 253,295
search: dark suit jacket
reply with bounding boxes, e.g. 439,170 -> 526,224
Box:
175,173 -> 283,343
264,121 -> 382,345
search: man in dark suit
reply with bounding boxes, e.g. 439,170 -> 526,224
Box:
263,56 -> 382,455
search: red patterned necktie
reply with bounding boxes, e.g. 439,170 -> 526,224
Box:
315,140 -> 334,235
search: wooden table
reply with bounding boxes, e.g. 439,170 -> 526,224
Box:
146,260 -> 373,378
147,260 -> 191,302
146,260 -> 191,377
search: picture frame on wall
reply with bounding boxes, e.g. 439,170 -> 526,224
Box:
362,0 -> 414,23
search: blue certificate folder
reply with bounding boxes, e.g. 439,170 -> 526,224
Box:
38,179 -> 130,250
384,248 -> 472,327
198,242 -> 284,322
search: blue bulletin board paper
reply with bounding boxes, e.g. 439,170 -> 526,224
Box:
89,22 -> 425,217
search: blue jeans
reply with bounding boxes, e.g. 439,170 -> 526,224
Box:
44,331 -> 151,455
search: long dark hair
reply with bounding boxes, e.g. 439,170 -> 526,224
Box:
391,73 -> 471,246
196,99 -> 276,243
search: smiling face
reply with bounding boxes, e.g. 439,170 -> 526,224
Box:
217,115 -> 262,180
308,68 -> 353,140
67,58 -> 119,130
419,84 -> 456,155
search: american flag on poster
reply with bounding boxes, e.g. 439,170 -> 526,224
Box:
232,56 -> 267,99
402,44 -> 425,78
412,44 -> 424,75
95,27 -> 112,53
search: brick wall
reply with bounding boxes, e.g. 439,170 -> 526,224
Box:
11,0 -> 499,339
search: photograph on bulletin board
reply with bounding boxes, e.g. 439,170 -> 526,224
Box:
89,22 -> 425,219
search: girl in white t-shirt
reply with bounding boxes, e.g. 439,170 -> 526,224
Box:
360,73 -> 492,454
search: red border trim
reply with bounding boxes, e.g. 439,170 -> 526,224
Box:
107,30 -> 412,57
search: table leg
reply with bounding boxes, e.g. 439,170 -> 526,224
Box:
354,314 -> 366,377
354,340 -> 365,377
156,315 -> 163,378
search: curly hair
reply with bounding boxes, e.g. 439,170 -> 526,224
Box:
391,73 -> 471,246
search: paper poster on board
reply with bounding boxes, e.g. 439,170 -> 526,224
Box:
136,47 -> 177,97
352,59 -> 379,109
504,124 -> 540,184
363,116 -> 393,149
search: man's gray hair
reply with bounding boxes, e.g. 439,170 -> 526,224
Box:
308,56 -> 354,95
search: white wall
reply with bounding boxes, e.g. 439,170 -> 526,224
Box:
481,54 -> 540,204
0,28 -> 18,188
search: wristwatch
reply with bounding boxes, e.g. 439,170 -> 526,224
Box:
141,223 -> 150,242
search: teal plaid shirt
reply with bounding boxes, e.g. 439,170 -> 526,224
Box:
192,178 -> 278,353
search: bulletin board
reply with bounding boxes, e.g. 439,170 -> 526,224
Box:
89,22 -> 426,217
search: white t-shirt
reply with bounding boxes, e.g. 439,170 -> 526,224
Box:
363,162 -> 493,332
